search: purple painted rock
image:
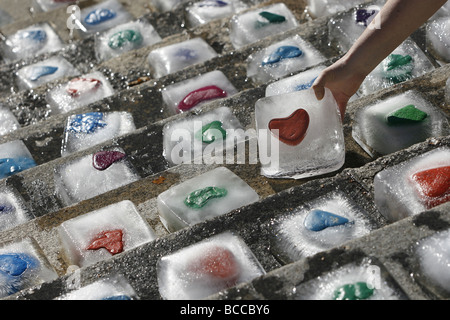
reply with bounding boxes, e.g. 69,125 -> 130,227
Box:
92,151 -> 126,171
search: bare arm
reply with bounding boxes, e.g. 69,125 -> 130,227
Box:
313,0 -> 447,118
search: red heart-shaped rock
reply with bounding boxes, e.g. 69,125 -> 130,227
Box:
268,109 -> 310,146
411,166 -> 450,208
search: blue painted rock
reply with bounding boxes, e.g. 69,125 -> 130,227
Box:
295,77 -> 318,91
67,112 -> 107,134
198,0 -> 228,7
84,8 -> 116,26
0,157 -> 37,179
304,209 -> 350,232
262,46 -> 303,66
29,66 -> 58,81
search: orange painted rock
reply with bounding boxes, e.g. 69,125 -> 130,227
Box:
411,166 -> 450,208
269,109 -> 310,146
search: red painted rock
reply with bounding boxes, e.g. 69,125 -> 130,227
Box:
191,246 -> 240,283
411,166 -> 450,208
86,229 -> 124,255
67,78 -> 102,98
92,151 -> 126,171
269,109 -> 310,146
178,86 -> 227,112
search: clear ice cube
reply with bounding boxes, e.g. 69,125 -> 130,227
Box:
61,111 -> 136,157
57,200 -> 156,268
0,140 -> 36,180
271,192 -> 373,263
162,70 -> 238,114
1,23 -> 64,63
186,0 -> 248,27
229,3 -> 299,50
255,88 -> 345,179
247,35 -> 326,84
157,231 -> 265,300
16,56 -> 80,91
306,0 -> 370,18
54,148 -> 140,206
374,147 -> 450,222
46,71 -> 115,115
147,38 -> 218,78
0,106 -> 20,136
360,39 -> 435,96
426,16 -> 450,63
0,238 -> 57,298
157,167 -> 259,232
0,187 -> 33,232
95,19 -> 162,62
352,90 -> 449,157
162,106 -> 249,166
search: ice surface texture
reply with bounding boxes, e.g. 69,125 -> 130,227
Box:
58,201 -> 156,268
307,0 -> 369,18
186,0 -> 248,27
0,187 -> 32,233
271,192 -> 373,263
162,70 -> 238,114
0,107 -> 19,137
148,38 -> 218,78
229,3 -> 299,49
427,16 -> 450,63
157,232 -> 265,300
157,167 -> 259,232
247,35 -> 326,84
352,91 -> 449,157
374,148 -> 450,222
255,88 -> 345,179
0,140 -> 36,180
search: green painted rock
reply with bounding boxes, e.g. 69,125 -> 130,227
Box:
184,187 -> 228,209
333,282 -> 374,300
195,121 -> 227,144
386,104 -> 428,125
383,54 -> 414,84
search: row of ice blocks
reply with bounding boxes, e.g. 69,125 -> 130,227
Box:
352,91 -> 449,157
374,147 -> 450,222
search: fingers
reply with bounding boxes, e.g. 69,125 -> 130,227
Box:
312,74 -> 326,101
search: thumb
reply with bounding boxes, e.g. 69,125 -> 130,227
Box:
312,75 -> 326,101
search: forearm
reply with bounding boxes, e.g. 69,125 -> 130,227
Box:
343,0 -> 447,77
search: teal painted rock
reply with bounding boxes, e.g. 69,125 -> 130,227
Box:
195,121 -> 227,144
108,29 -> 143,49
333,282 -> 375,300
255,11 -> 286,29
304,209 -> 350,232
184,187 -> 228,209
383,54 -> 413,84
386,104 -> 428,125
262,46 -> 303,66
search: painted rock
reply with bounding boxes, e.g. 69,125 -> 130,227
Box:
86,229 -> 124,255
384,54 -> 413,84
0,254 -> 29,277
84,8 -> 116,26
199,0 -> 228,7
411,166 -> 450,208
255,11 -> 286,28
191,246 -> 240,283
0,203 -> 14,215
269,109 -> 310,146
184,186 -> 228,209
108,29 -> 143,49
303,209 -> 350,232
386,104 -> 428,125
67,78 -> 102,98
295,77 -> 317,91
92,151 -> 127,171
0,157 -> 37,179
195,121 -> 227,144
178,86 -> 227,112
356,9 -> 378,27
29,66 -> 58,81
67,112 -> 107,134
333,282 -> 374,300
18,29 -> 47,43
262,46 -> 303,66
174,48 -> 198,61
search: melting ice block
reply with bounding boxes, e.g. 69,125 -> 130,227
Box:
148,38 -> 218,78
229,3 -> 299,50
427,16 -> 450,63
0,187 -> 32,232
162,106 -> 249,166
54,148 -> 140,206
247,35 -> 326,84
255,88 -> 345,179
35,0 -> 77,12
295,259 -> 404,300
415,229 -> 450,296
157,232 -> 265,300
16,56 -> 79,90
374,148 -> 450,222
162,70 -> 238,114
307,0 -> 369,18
271,192 -> 373,263
0,238 -> 57,298
1,23 -> 64,63
151,0 -> 189,12
0,107 -> 19,136
186,0 -> 248,27
79,0 -> 132,36
57,274 -> 138,300
157,167 -> 259,232
58,201 -> 156,268
95,19 -> 162,61
61,111 -> 136,156
360,39 -> 435,96
352,91 -> 449,157
0,140 -> 36,180
46,71 -> 115,115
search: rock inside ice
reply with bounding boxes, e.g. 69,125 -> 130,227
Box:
162,70 -> 238,114
148,38 -> 218,78
0,140 -> 36,180
271,192 -> 371,263
61,111 -> 136,156
374,147 -> 450,221
427,16 -> 450,63
352,91 -> 449,157
247,35 -> 326,84
229,3 -> 299,49
255,88 -> 345,179
306,0 -> 370,18
16,56 -> 80,90
57,200 -> 156,268
0,188 -> 32,233
54,148 -> 140,206
157,232 -> 265,300
157,167 -> 259,232
95,20 -> 162,61
162,107 -> 249,166
186,0 -> 248,27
